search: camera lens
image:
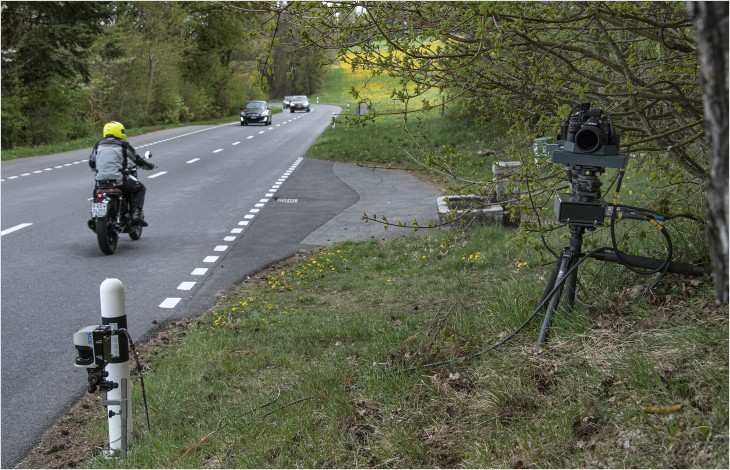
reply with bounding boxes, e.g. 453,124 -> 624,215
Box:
575,126 -> 602,153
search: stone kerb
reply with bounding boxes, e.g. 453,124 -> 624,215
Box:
438,161 -> 522,228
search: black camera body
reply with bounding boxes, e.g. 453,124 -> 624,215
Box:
548,103 -> 628,228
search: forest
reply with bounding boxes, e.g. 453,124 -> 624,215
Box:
0,1 -> 324,149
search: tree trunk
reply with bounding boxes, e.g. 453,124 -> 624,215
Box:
688,1 -> 729,303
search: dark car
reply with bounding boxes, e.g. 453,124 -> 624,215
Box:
282,96 -> 294,109
289,95 -> 310,113
240,101 -> 272,126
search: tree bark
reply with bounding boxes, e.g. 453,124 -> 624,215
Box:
688,1 -> 729,303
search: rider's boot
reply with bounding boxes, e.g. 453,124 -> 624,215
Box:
132,207 -> 149,227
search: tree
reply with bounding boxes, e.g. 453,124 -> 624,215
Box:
687,1 -> 729,303
1,1 -> 112,146
274,1 -> 721,281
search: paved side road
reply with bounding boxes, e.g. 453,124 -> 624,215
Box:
301,161 -> 442,245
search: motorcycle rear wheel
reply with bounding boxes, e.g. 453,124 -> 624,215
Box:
96,216 -> 118,255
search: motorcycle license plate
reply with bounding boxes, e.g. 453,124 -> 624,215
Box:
91,202 -> 108,217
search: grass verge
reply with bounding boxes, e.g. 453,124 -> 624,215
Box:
28,228 -> 725,468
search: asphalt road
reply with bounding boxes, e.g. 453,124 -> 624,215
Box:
1,105 -> 442,467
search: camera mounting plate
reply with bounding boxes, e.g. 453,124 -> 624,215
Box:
550,150 -> 627,169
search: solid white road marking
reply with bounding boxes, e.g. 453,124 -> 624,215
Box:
159,298 -> 181,309
178,282 -> 196,291
192,268 -> 208,275
214,245 -> 228,252
1,223 -> 33,236
204,256 -> 219,263
224,236 -> 236,242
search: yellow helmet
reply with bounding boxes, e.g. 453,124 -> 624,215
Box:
103,121 -> 126,140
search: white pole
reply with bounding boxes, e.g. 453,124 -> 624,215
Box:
99,278 -> 132,453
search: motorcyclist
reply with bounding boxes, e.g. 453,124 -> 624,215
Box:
88,121 -> 155,226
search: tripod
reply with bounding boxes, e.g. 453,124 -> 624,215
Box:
535,224 -> 586,350
533,220 -> 711,352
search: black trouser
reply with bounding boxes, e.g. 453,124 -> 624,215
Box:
94,178 -> 146,210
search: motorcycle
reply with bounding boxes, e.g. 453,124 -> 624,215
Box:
88,151 -> 154,255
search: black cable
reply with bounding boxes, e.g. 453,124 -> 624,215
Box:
403,246 -> 616,372
119,329 -> 151,432
609,169 -> 673,276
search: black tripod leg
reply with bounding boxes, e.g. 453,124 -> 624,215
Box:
538,259 -> 561,312
563,226 -> 585,314
535,250 -> 572,350
562,255 -> 579,313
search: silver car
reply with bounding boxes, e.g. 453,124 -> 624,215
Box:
289,96 -> 310,113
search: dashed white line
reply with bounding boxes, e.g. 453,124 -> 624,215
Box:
213,148 -> 223,153
159,298 -> 181,309
148,171 -> 167,179
156,152 -> 307,311
1,223 -> 33,236
232,141 -> 241,146
247,135 -> 254,140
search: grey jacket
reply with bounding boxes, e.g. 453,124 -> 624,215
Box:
89,137 -> 149,184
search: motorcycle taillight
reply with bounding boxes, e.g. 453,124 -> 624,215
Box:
95,193 -> 104,201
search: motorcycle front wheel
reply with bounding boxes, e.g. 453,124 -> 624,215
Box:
96,216 -> 118,255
